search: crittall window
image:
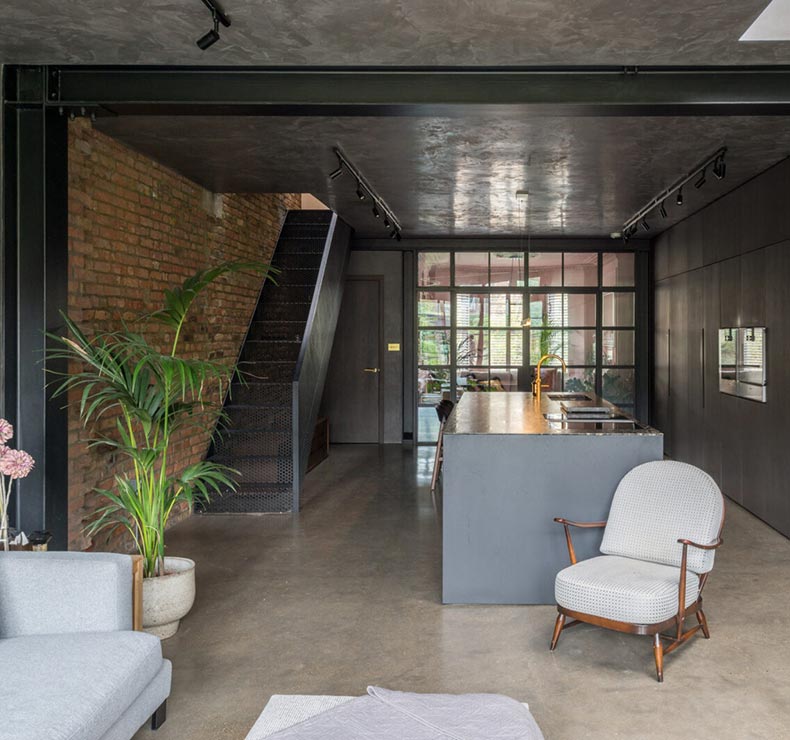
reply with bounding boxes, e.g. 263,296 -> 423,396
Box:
416,250 -> 637,443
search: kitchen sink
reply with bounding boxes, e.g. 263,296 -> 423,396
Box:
546,393 -> 591,401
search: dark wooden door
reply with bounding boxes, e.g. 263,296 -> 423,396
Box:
322,277 -> 382,443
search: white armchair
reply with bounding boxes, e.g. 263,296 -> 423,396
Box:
550,460 -> 725,682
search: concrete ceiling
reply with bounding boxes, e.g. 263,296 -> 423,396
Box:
2,0 -> 787,66
95,113 -> 790,237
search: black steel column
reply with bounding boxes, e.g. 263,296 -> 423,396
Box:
1,66 -> 69,548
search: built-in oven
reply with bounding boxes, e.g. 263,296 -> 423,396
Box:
719,327 -> 767,403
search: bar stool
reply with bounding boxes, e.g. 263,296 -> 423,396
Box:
430,400 -> 455,502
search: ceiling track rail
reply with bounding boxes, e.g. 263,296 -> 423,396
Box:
621,147 -> 727,242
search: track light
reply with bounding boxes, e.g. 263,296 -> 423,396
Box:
659,200 -> 668,218
640,218 -> 649,231
197,0 -> 231,50
196,25 -> 220,50
395,231 -> 402,242
676,188 -> 683,206
694,168 -> 707,189
713,156 -> 726,180
331,147 -> 402,236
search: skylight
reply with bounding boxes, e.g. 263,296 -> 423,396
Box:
741,0 -> 790,40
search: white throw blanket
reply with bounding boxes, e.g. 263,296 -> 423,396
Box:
263,686 -> 544,739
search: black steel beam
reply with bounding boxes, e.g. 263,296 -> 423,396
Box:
37,66 -> 790,117
351,236 -> 644,251
1,66 -> 69,548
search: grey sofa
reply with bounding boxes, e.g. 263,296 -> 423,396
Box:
0,551 -> 171,740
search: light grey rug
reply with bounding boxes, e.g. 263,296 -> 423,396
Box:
245,687 -> 542,739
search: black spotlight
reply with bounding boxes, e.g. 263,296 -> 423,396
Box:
372,204 -> 380,219
329,164 -> 344,180
196,25 -> 220,50
383,216 -> 391,229
390,229 -> 399,239
676,187 -> 684,206
356,182 -> 366,200
713,156 -> 726,180
659,200 -> 668,218
694,168 -> 707,189
395,231 -> 403,242
196,1 -> 231,50
640,218 -> 649,231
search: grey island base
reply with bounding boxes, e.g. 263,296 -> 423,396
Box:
441,392 -> 663,605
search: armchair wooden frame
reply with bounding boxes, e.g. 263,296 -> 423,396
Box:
550,514 -> 725,682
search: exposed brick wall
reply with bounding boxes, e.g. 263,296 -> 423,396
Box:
67,119 -> 300,551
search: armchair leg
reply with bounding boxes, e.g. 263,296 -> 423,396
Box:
653,634 -> 664,683
151,700 -> 167,731
697,609 -> 711,639
550,613 -> 566,651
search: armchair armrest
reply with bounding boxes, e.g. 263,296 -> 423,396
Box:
553,518 -> 607,565
554,518 -> 607,528
677,537 -> 723,550
0,552 -> 137,638
674,537 -> 724,638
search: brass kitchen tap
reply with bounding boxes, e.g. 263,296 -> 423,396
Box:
532,354 -> 567,402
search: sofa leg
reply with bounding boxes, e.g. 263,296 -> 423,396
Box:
151,700 -> 167,731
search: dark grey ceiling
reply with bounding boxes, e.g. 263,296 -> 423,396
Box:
95,113 -> 790,238
2,0 -> 787,66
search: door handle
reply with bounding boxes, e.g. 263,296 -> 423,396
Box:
363,367 -> 381,373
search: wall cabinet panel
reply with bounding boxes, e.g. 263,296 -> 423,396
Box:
719,257 -> 742,328
739,249 -> 766,327
653,279 -> 671,452
653,159 -> 790,538
702,264 -> 722,485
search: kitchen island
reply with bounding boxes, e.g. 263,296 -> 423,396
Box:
441,392 -> 663,604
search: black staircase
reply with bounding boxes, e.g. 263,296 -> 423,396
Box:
201,210 -> 351,513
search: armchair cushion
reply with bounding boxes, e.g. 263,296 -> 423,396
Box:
0,552 -> 132,637
600,461 -> 724,574
555,555 -> 699,624
0,630 -> 164,740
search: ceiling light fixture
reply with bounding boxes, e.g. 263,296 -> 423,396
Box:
641,218 -> 650,231
620,147 -> 726,243
372,204 -> 380,219
196,0 -> 231,50
356,182 -> 366,200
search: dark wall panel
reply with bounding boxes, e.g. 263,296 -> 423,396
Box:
652,157 -> 790,537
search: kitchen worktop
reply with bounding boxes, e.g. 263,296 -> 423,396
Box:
443,391 -> 659,436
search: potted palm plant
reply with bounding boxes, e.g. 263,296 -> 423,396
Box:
49,262 -> 271,638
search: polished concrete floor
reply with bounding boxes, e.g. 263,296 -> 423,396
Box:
135,445 -> 790,740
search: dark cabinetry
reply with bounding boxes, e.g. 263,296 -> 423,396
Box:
654,245 -> 789,537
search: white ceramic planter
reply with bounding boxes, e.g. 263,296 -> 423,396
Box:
142,556 -> 196,639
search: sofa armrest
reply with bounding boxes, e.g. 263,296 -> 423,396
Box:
0,551 -> 135,637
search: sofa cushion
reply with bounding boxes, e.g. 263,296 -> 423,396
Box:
0,631 -> 163,740
0,552 -> 133,637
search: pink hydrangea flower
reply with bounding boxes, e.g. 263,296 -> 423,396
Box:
0,419 -> 12,444
0,449 -> 35,480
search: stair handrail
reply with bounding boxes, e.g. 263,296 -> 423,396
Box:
291,213 -> 351,509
